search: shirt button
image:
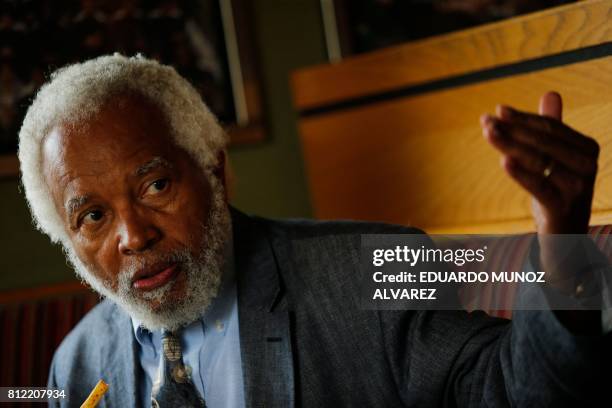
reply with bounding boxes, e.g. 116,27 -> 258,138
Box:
215,320 -> 224,331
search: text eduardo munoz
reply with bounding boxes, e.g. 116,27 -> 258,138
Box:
370,245 -> 545,301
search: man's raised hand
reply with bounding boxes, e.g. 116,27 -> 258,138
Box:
481,91 -> 599,235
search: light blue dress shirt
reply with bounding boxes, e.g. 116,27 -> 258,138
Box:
131,249 -> 245,408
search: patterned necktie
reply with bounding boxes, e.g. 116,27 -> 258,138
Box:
151,329 -> 206,408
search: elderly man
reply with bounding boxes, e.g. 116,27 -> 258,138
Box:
19,54 -> 607,407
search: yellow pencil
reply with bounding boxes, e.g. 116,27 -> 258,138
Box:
80,379 -> 109,408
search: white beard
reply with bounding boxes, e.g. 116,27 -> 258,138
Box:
66,183 -> 231,331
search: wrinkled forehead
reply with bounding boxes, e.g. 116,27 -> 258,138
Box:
40,93 -> 179,198
43,92 -> 174,160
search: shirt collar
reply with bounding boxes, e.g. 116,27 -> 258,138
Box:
131,229 -> 236,344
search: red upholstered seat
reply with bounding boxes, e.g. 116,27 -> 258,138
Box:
0,283 -> 99,391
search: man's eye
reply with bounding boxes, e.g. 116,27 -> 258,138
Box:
146,179 -> 169,195
82,210 -> 104,225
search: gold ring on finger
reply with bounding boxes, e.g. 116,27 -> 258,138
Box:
543,161 -> 554,178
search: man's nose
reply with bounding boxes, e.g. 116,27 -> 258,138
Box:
116,208 -> 161,255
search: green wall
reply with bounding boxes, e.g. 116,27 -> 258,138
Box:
229,0 -> 326,218
0,0 -> 326,291
0,180 -> 72,290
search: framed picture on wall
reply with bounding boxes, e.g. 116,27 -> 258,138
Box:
320,0 -> 576,61
0,0 -> 265,178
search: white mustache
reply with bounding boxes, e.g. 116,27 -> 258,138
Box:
120,248 -> 191,283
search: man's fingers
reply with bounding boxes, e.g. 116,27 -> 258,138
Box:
494,106 -> 596,154
485,128 -> 587,197
484,117 -> 598,176
484,127 -> 548,173
501,156 -> 559,208
539,91 -> 562,120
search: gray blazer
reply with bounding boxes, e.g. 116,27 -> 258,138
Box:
48,208 -> 609,407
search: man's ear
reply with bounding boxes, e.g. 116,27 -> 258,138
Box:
213,150 -> 232,202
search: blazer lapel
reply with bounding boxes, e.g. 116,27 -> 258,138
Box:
231,208 -> 295,408
101,304 -> 140,407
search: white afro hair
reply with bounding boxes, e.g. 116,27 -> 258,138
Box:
18,53 -> 228,246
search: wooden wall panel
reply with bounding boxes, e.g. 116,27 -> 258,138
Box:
299,56 -> 612,233
292,0 -> 612,110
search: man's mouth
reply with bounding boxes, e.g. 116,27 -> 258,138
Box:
132,263 -> 179,291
